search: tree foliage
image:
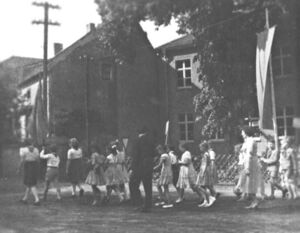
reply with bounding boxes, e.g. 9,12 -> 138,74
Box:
94,0 -> 297,142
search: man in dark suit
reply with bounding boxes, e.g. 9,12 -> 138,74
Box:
129,127 -> 155,212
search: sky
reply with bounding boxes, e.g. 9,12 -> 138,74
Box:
0,0 -> 181,62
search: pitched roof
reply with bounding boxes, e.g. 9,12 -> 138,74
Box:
0,56 -> 41,69
155,34 -> 195,51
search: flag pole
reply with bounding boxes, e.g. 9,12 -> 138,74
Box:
265,8 -> 279,151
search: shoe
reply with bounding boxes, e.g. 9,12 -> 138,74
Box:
198,200 -> 208,207
56,197 -> 62,201
216,193 -> 221,198
205,196 -> 216,207
155,201 -> 165,207
19,199 -> 28,204
245,200 -> 259,209
175,198 -> 183,204
71,194 -> 76,198
92,200 -> 98,206
33,201 -> 41,206
236,196 -> 246,202
162,204 -> 174,209
79,189 -> 84,197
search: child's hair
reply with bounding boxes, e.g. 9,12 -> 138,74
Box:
199,141 -> 209,151
90,144 -> 99,153
107,144 -> 117,155
69,138 -> 79,149
156,144 -> 166,153
180,143 -> 189,151
49,144 -> 57,154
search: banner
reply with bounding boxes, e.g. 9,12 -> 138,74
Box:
256,26 -> 276,130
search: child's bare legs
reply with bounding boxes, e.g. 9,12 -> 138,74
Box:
207,185 -> 217,197
157,184 -> 164,202
31,186 -> 40,203
91,185 -> 101,205
290,182 -> 298,199
22,187 -> 30,201
192,184 -> 209,203
43,180 -> 50,200
176,188 -> 184,202
53,179 -> 61,200
119,183 -> 128,200
71,184 -> 76,196
163,185 -> 171,204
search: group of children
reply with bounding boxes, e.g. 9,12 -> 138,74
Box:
234,127 -> 298,209
154,141 -> 218,208
19,138 -> 129,206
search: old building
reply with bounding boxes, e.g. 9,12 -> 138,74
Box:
18,24 -> 163,154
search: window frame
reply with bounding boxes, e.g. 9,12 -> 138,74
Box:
178,113 -> 194,142
175,59 -> 192,89
101,63 -> 113,80
276,106 -> 295,137
272,45 -> 294,79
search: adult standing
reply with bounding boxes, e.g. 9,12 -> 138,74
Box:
240,127 -> 260,209
129,127 -> 155,212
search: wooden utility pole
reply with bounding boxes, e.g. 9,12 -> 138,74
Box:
265,8 -> 279,150
32,2 -> 60,132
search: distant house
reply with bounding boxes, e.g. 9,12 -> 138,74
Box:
18,24 -> 164,153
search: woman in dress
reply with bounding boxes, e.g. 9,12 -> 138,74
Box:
154,145 -> 173,208
240,126 -> 260,209
85,144 -> 106,205
18,139 -> 40,205
176,143 -> 212,207
66,138 -> 85,197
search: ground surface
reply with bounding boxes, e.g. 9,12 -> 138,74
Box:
0,178 -> 300,233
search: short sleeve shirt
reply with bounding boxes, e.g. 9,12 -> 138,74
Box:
67,148 -> 83,160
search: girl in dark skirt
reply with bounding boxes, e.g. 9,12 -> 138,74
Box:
18,139 -> 40,205
66,138 -> 85,197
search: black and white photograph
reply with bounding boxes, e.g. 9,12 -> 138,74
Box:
0,0 -> 300,232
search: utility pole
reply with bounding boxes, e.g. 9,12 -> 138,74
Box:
79,54 -> 93,156
32,1 -> 60,134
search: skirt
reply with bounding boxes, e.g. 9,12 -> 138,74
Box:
176,165 -> 197,189
68,158 -> 82,184
85,169 -> 106,186
210,164 -> 218,185
172,164 -> 180,186
45,167 -> 59,182
157,167 -> 173,186
196,166 -> 212,187
23,161 -> 39,187
105,166 -> 123,186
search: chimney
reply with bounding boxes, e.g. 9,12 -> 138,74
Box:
86,23 -> 96,33
54,43 -> 63,55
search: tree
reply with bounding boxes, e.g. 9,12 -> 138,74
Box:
94,0 -> 297,142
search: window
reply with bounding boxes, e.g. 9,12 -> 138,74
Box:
272,45 -> 294,78
178,113 -> 194,141
276,106 -> 295,136
102,63 -> 113,80
209,128 -> 224,140
175,59 -> 192,88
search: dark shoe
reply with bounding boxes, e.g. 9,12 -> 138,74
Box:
71,194 -> 76,198
33,201 -> 41,206
19,199 -> 28,204
79,189 -> 84,197
282,189 -> 288,199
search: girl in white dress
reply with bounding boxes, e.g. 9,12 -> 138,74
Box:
176,143 -> 212,207
154,145 -> 173,208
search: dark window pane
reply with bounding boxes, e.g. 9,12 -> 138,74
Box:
175,60 -> 183,69
187,132 -> 194,141
278,128 -> 284,136
286,117 -> 293,126
185,78 -> 192,86
102,63 -> 112,80
187,123 -> 194,131
179,124 -> 186,131
178,114 -> 185,122
276,118 -> 284,127
177,70 -> 184,78
184,59 -> 191,67
287,127 -> 295,136
272,46 -> 280,57
180,133 -> 186,141
187,114 -> 194,121
276,108 -> 283,116
185,69 -> 191,78
286,106 -> 294,115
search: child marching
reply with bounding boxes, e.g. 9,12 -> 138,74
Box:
154,145 -> 173,208
66,138 -> 85,197
85,144 -> 106,205
40,144 -> 61,201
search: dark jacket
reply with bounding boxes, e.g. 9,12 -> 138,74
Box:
130,133 -> 155,174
